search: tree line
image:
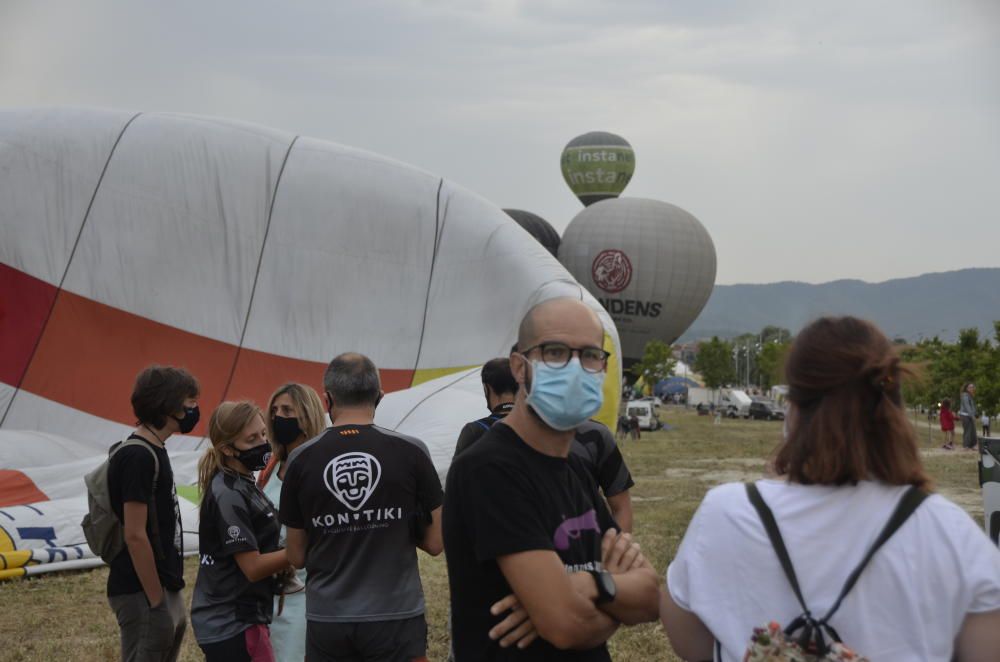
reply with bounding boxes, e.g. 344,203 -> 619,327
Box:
641,322 -> 1000,417
900,323 -> 1000,416
692,326 -> 792,391
631,327 -> 793,393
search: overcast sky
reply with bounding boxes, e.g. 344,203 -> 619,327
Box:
2,0 -> 997,284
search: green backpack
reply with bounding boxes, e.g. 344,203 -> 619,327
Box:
81,439 -> 162,564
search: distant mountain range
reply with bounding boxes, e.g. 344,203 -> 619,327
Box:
680,268 -> 1000,343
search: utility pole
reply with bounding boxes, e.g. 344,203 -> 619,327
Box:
745,341 -> 750,389
733,344 -> 740,384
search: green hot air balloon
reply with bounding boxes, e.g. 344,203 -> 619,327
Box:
560,131 -> 635,206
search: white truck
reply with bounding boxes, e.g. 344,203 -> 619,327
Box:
686,387 -> 715,408
626,400 -> 660,431
687,387 -> 753,418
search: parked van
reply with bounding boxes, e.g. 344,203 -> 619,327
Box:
626,400 -> 660,431
723,389 -> 753,418
688,387 -> 753,418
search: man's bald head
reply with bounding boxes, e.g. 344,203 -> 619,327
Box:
517,298 -> 604,351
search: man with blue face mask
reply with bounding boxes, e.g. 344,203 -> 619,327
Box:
452,357 -> 635,533
443,298 -> 660,661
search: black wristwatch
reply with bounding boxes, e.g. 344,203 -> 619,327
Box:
588,569 -> 617,604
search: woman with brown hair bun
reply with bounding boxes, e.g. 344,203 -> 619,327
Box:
661,317 -> 1000,661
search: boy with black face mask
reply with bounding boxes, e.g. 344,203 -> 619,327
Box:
107,365 -> 199,662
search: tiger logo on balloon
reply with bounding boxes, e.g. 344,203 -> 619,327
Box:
591,249 -> 632,294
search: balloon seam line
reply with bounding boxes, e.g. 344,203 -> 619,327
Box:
0,111 -> 143,428
206,134 -> 300,449
409,177 -> 445,385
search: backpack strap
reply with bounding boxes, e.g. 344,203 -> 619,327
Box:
476,414 -> 503,431
745,483 -> 812,618
111,439 -> 164,561
746,482 -> 927,652
819,485 -> 927,623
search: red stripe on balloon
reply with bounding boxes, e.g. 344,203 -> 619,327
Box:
0,263 -> 57,387
20,289 -> 238,436
0,470 -> 47,507
2,263 -> 413,433
226,347 -> 413,413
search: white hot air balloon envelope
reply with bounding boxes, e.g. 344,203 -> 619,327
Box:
558,198 -> 717,363
0,108 -> 622,578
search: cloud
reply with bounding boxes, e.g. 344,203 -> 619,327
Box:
1,0 -> 997,284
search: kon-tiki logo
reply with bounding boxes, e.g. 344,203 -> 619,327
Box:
324,452 -> 381,512
591,249 -> 632,293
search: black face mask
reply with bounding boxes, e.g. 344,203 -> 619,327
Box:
272,415 -> 303,446
174,405 -> 200,434
235,443 -> 271,472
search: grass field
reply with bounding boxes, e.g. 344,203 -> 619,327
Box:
0,407 -> 986,661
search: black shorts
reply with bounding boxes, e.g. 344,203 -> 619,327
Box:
306,615 -> 428,662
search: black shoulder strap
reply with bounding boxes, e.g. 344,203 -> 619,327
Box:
820,485 -> 926,622
746,483 -> 927,625
477,414 -> 502,431
745,483 -> 811,616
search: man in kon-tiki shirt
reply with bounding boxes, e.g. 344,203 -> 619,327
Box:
280,353 -> 444,662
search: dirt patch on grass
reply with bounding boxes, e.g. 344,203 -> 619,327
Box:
661,461 -> 767,486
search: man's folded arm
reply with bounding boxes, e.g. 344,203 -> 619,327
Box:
597,565 -> 661,625
497,550 -> 619,650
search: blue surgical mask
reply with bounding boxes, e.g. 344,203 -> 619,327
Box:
525,358 -> 605,431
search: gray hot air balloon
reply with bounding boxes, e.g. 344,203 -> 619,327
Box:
558,198 -> 717,363
504,209 -> 561,257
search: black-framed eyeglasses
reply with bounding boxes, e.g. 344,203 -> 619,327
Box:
520,342 -> 611,373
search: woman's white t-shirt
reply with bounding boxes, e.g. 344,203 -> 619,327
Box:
667,480 -> 1000,661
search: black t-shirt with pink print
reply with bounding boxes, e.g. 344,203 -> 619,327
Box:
443,422 -> 617,661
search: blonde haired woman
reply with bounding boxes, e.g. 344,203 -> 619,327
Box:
191,401 -> 288,662
257,383 -> 326,662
